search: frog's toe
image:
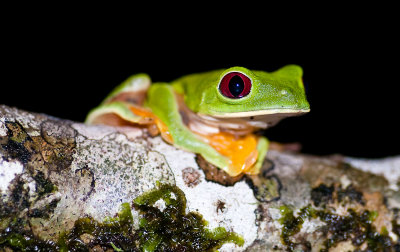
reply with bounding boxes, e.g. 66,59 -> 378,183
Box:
85,101 -> 143,126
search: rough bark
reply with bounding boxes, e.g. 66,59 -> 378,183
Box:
1,104 -> 400,251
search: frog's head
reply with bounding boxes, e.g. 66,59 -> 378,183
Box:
196,65 -> 310,128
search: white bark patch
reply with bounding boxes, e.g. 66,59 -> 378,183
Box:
72,123 -> 117,140
0,159 -> 24,192
0,117 -> 7,136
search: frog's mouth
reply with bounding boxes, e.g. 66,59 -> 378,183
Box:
195,109 -> 308,135
207,108 -> 310,129
209,109 -> 310,118
177,93 -> 309,136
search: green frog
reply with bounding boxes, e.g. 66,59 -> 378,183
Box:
86,65 -> 310,177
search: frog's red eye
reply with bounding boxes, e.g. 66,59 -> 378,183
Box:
219,72 -> 252,98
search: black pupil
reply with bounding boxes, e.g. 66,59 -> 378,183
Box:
229,75 -> 244,97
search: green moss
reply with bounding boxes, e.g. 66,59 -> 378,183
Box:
337,185 -> 364,205
0,232 -> 58,251
0,217 -> 59,251
392,220 -> 400,237
0,203 -> 136,251
278,204 -> 397,251
58,202 -> 136,251
310,184 -> 334,207
278,205 -> 314,250
133,183 -> 244,251
1,184 -> 244,251
1,121 -> 32,164
33,171 -> 57,198
316,209 -> 393,251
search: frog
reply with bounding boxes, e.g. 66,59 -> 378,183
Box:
85,65 -> 310,177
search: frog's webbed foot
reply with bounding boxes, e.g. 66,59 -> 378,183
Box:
85,101 -> 173,143
196,135 -> 270,186
200,133 -> 269,177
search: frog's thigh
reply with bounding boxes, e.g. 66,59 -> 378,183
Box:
246,137 -> 269,175
147,84 -> 229,169
103,73 -> 151,105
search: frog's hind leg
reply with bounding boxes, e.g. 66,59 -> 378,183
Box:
85,100 -> 167,141
101,73 -> 151,106
85,73 -> 155,123
85,74 -> 161,139
85,73 -> 150,125
85,101 -> 149,126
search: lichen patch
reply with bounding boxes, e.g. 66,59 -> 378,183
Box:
181,166 -> 201,187
68,132 -> 175,221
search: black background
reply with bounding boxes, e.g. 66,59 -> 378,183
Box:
2,10 -> 399,158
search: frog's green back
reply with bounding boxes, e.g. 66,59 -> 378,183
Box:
171,65 -> 310,117
171,69 -> 225,112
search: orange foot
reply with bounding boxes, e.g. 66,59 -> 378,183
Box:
203,132 -> 259,176
128,105 -> 173,144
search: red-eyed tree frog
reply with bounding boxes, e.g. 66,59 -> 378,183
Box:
86,65 -> 310,177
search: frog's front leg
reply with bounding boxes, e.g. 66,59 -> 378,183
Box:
146,84 -> 230,171
245,136 -> 269,175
